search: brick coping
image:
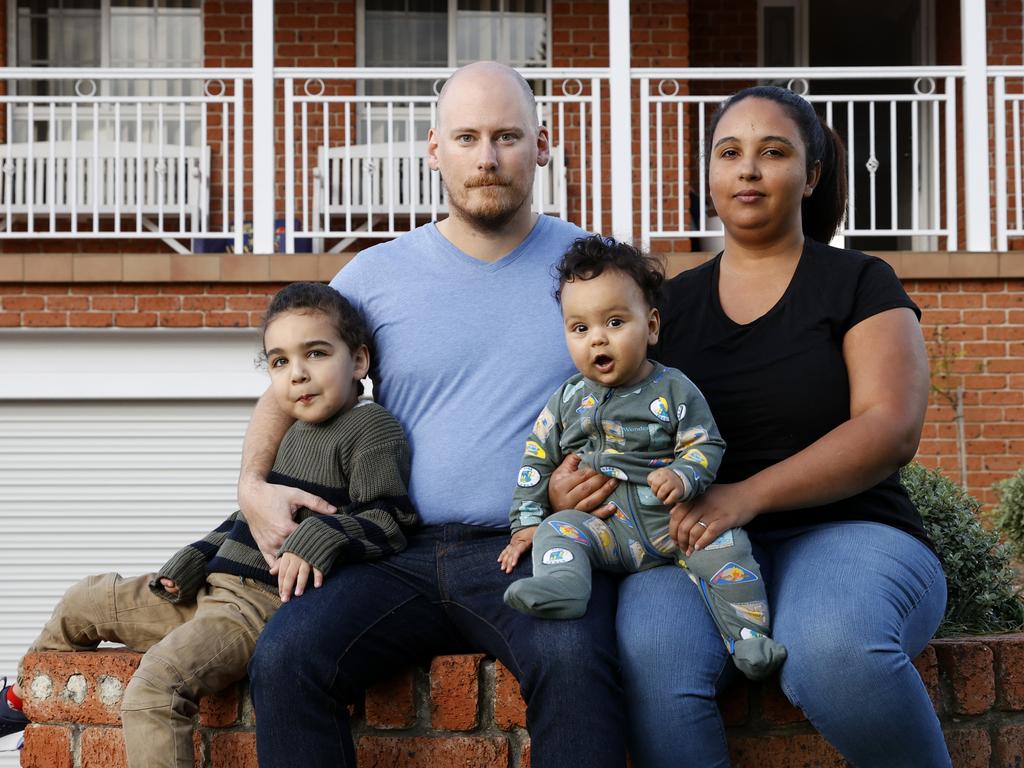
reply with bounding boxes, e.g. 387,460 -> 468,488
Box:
18,634 -> 1024,768
3,251 -> 1024,284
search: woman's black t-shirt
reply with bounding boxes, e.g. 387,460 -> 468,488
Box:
653,238 -> 932,547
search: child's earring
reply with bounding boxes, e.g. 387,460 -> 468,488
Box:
358,376 -> 374,402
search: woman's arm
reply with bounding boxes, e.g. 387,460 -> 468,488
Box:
673,307 -> 929,552
237,387 -> 337,565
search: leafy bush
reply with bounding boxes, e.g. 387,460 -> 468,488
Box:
901,462 -> 1024,636
995,468 -> 1024,560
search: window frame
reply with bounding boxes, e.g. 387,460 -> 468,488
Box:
6,0 -> 204,70
355,0 -> 553,70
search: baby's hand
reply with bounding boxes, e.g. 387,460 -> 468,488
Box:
159,577 -> 179,595
269,552 -> 324,602
498,527 -> 537,574
648,468 -> 688,505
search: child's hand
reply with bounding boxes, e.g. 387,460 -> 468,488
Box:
498,527 -> 537,574
269,552 -> 324,602
159,577 -> 179,595
648,468 -> 688,505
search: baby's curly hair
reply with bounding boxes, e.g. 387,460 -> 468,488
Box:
555,235 -> 665,308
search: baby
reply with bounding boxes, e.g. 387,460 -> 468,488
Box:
498,235 -> 785,680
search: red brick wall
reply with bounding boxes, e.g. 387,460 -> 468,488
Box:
912,278 -> 1024,505
3,273 -> 1024,507
21,639 -> 1024,768
0,283 -> 280,330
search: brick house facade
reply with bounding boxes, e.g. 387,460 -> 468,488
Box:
2,1 -> 1024,504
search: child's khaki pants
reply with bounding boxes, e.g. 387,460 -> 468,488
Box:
21,570 -> 280,768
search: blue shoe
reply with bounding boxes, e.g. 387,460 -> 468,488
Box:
0,679 -> 28,750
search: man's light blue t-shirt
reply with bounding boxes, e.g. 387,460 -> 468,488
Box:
330,216 -> 584,527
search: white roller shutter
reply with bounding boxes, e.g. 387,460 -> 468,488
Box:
0,330 -> 264,766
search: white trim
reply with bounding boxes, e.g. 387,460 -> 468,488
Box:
609,0 -> 632,240
961,0 -> 991,250
0,329 -> 267,400
252,0 -> 275,253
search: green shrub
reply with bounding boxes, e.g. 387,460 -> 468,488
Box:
995,468 -> 1024,560
900,462 -> 1024,636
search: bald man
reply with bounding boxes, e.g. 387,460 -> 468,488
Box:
243,63 -> 627,767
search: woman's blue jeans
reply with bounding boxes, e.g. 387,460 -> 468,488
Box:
617,522 -> 950,768
249,524 -> 626,768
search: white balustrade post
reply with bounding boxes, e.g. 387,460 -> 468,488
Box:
609,0 -> 633,240
961,1 -> 991,251
252,0 -> 275,253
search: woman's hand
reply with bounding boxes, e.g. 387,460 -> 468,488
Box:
669,483 -> 761,556
498,527 -> 537,573
548,453 -> 617,518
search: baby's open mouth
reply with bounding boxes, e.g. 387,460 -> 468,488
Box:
594,354 -> 613,372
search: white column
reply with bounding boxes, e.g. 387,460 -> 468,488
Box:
961,0 -> 991,251
609,0 -> 633,240
252,0 -> 275,253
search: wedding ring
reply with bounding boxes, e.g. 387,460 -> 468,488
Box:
696,521 -> 708,528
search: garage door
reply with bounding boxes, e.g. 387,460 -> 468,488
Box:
0,329 -> 264,763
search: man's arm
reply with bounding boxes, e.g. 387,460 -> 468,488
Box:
237,387 -> 337,566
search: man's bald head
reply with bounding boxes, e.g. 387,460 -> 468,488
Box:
436,61 -> 538,131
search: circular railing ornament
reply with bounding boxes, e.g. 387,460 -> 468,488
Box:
786,78 -> 810,96
914,77 -> 937,96
303,79 -> 326,97
204,79 -> 226,98
74,79 -> 97,98
657,79 -> 681,97
561,79 -> 584,97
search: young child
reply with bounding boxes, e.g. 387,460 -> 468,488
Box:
498,235 -> 785,680
0,282 -> 417,764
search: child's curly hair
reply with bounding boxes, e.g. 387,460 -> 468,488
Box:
555,235 -> 665,308
260,282 -> 373,393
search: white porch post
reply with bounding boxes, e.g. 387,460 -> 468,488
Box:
961,0 -> 991,251
609,0 -> 632,240
252,0 -> 275,253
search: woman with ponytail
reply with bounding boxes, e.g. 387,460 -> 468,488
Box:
552,86 -> 950,766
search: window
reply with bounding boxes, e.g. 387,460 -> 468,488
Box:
758,0 -> 807,68
8,0 -> 202,141
362,0 -> 549,72
358,0 -> 549,141
12,0 -> 202,93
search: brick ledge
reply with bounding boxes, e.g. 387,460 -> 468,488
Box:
19,634 -> 1024,768
3,251 -> 1024,284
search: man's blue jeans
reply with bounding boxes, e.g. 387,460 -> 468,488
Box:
249,524 -> 626,767
617,521 -> 950,768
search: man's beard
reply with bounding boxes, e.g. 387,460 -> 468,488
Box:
443,172 -> 533,231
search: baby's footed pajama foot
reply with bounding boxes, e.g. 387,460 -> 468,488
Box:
732,630 -> 787,680
503,570 -> 590,619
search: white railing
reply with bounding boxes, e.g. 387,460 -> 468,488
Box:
278,68 -> 608,253
4,65 -> 1024,254
635,67 -> 963,250
992,68 -> 1024,251
0,68 -> 249,253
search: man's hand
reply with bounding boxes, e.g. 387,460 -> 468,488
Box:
269,552 -> 324,602
548,453 -> 617,518
647,468 -> 687,505
159,577 -> 179,595
498,527 -> 538,573
238,475 -> 336,567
